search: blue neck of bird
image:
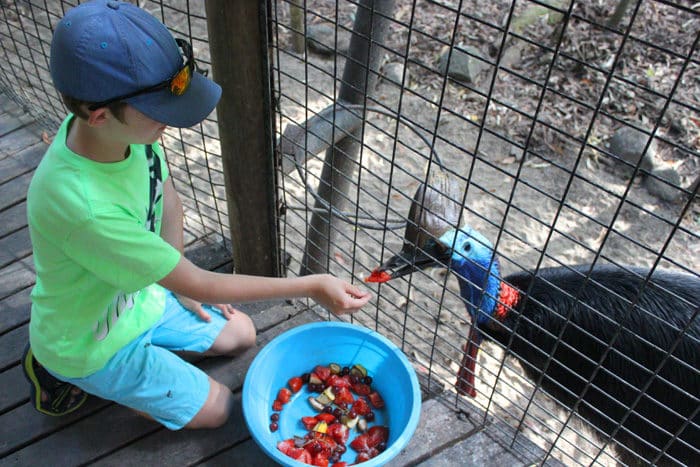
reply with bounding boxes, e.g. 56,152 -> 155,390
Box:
454,259 -> 502,327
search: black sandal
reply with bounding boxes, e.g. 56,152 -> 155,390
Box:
22,344 -> 88,416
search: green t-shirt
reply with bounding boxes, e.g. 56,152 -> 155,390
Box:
27,115 -> 181,377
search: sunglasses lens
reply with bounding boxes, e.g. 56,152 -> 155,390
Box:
170,65 -> 191,96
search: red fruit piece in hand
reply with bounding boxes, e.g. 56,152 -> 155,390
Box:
288,376 -> 303,393
365,268 -> 391,283
368,390 -> 385,408
277,387 -> 292,404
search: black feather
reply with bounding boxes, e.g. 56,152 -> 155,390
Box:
485,265 -> 699,466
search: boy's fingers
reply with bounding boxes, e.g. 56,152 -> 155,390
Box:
194,307 -> 211,322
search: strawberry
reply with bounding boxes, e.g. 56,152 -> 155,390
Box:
365,268 -> 391,283
312,452 -> 329,467
355,451 -> 373,462
368,390 -> 385,408
350,433 -> 370,452
314,365 -> 332,382
334,387 -> 354,405
272,399 -> 283,411
327,422 -> 349,444
331,462 -> 348,467
302,415 -> 319,430
288,376 -> 303,393
316,412 -> 336,423
277,439 -> 296,455
367,425 -> 389,448
295,449 -> 313,464
326,374 -> 351,389
351,397 -> 371,416
352,382 -> 371,396
277,387 -> 292,404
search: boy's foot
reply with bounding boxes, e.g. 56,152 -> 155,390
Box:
21,344 -> 88,416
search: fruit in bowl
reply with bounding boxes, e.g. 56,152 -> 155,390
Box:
243,322 -> 421,467
272,362 -> 389,465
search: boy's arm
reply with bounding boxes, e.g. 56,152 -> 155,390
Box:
160,177 -> 184,254
159,176 -> 237,320
158,256 -> 372,316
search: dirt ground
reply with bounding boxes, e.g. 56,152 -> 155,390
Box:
272,1 -> 699,466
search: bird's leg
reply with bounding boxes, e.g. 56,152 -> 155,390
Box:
456,327 -> 481,397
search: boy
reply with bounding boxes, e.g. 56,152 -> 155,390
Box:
24,0 -> 371,430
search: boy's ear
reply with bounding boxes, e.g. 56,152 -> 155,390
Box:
86,107 -> 110,127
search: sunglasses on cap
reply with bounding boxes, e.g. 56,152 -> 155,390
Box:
88,39 -> 203,111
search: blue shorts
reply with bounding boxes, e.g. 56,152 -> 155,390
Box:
50,291 -> 228,430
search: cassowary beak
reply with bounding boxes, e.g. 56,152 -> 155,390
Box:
367,172 -> 460,283
366,240 -> 452,283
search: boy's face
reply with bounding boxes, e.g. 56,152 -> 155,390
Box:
104,105 -> 168,146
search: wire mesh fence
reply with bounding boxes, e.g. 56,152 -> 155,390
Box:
2,0 -> 699,466
271,1 -> 699,465
1,0 -> 229,248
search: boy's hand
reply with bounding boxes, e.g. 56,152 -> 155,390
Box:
174,293 -> 237,322
310,274 -> 372,315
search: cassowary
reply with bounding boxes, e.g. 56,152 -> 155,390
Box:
368,181 -> 699,466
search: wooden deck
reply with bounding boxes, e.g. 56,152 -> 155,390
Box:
0,92 -> 556,467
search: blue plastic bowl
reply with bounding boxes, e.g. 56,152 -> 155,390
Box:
243,321 -> 421,466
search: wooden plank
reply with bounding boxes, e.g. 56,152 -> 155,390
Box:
198,438 -> 279,467
0,227 -> 31,269
386,398 -> 479,467
0,326 -> 27,371
0,172 -> 32,210
1,305 -> 315,463
0,288 -> 31,333
0,122 -> 43,160
0,366 -> 28,414
0,256 -> 34,301
0,203 -> 27,238
0,141 -> 45,184
0,115 -> 33,139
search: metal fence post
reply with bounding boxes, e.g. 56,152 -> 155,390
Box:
205,0 -> 280,276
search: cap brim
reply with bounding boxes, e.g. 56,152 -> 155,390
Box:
127,72 -> 221,128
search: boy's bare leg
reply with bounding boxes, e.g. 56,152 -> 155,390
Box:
205,310 -> 257,357
185,376 -> 233,429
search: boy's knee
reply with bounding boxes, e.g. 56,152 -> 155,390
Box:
211,311 -> 256,356
186,379 -> 232,429
237,313 -> 257,349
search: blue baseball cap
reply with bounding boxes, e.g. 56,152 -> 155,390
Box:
50,0 -> 221,128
